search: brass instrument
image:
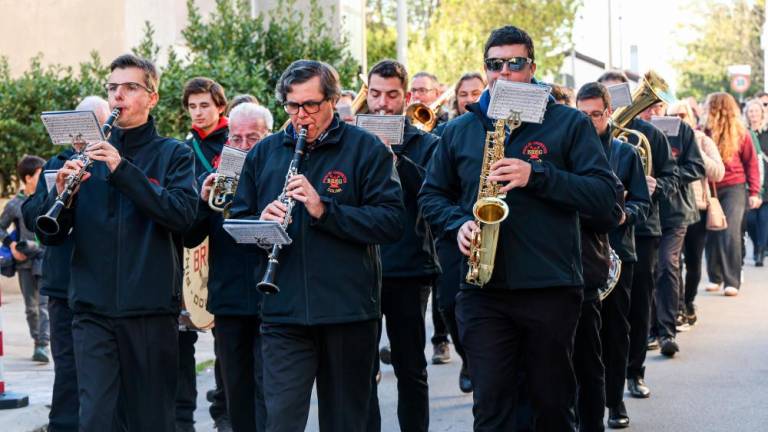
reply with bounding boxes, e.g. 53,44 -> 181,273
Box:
600,247 -> 623,300
466,111 -> 521,286
349,81 -> 369,115
405,87 -> 454,132
610,71 -> 670,176
208,174 -> 238,216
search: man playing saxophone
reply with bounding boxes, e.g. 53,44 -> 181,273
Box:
418,26 -> 617,431
229,60 -> 404,432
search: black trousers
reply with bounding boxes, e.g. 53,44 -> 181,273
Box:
368,277 -> 430,432
209,332 -> 228,422
654,226 -> 687,338
261,320 -> 377,432
435,238 -> 468,365
601,263 -> 634,408
627,236 -> 660,379
682,212 -> 707,308
176,330 -> 198,427
430,287 -> 449,345
72,312 -> 177,432
215,315 -> 266,432
48,297 -> 79,432
573,295 -> 605,432
457,287 -> 582,432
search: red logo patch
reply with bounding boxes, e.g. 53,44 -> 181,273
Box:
148,177 -> 160,186
522,141 -> 548,160
671,147 -> 680,158
322,170 -> 347,193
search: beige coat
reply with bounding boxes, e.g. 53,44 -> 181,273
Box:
690,130 -> 726,210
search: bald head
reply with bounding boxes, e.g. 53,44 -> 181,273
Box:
76,96 -> 110,124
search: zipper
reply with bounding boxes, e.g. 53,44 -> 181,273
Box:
301,150 -> 311,323
115,186 -> 122,311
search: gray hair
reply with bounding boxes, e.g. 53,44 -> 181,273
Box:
76,95 -> 110,123
275,60 -> 341,104
229,102 -> 274,131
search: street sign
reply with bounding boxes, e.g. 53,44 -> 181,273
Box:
731,74 -> 751,93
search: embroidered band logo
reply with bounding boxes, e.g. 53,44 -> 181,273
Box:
322,170 -> 347,193
522,141 -> 548,161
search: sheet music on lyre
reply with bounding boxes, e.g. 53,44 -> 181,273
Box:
44,170 -> 57,193
607,83 -> 633,109
223,219 -> 292,247
40,110 -> 104,145
355,114 -> 406,146
218,146 -> 248,178
487,81 -> 551,124
650,116 -> 682,137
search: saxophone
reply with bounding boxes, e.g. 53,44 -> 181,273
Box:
466,112 -> 521,286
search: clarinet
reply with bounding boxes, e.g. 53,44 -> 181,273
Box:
36,107 -> 121,237
256,126 -> 309,295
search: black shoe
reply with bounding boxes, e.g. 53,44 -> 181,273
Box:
607,402 -> 630,429
676,313 -> 691,332
459,365 -> 473,393
646,336 -> 659,350
206,389 -> 216,403
685,305 -> 698,326
627,377 -> 650,398
432,342 -> 451,365
660,336 -> 680,357
379,344 -> 392,365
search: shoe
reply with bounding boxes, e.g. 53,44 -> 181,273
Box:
676,313 -> 691,332
32,345 -> 50,363
432,342 -> 451,365
458,365 -> 473,393
206,389 -> 216,403
214,415 -> 233,432
659,337 -> 679,357
627,377 -> 650,398
607,402 -> 630,429
705,281 -> 723,292
724,286 -> 739,297
379,344 -> 392,365
646,336 -> 659,351
685,304 -> 698,326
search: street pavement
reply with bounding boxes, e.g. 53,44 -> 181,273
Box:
1,260 -> 767,431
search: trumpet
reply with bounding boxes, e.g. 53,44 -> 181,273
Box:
208,174 -> 238,216
404,87 -> 454,132
36,107 -> 121,236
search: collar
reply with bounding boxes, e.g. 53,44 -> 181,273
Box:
192,116 -> 229,140
282,114 -> 343,149
599,126 -> 613,152
110,116 -> 159,151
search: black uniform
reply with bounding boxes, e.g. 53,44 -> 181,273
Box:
35,117 -> 198,432
367,121 -> 439,432
419,89 -> 617,431
230,116 -> 405,432
625,118 -> 677,382
602,132 -> 651,413
185,172 -> 265,432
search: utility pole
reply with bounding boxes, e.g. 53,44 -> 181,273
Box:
396,0 -> 408,69
607,0 -> 613,70
763,0 -> 768,92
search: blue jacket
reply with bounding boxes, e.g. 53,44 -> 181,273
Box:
230,116 -> 405,325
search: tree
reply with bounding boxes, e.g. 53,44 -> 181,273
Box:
675,0 -> 765,100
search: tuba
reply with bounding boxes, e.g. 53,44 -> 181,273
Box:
466,111 -> 521,286
208,173 -> 238,216
610,71 -> 670,176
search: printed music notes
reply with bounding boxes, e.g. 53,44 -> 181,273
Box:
41,110 -> 104,145
218,146 -> 248,178
487,81 -> 551,124
607,83 -> 633,109
650,116 -> 682,137
223,219 -> 292,247
355,114 -> 406,146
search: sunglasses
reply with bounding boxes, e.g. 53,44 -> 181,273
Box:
484,57 -> 533,72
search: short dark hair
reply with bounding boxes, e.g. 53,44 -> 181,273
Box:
110,54 -> 159,91
275,60 -> 341,104
183,77 -> 227,109
483,26 -> 535,61
16,155 -> 45,181
597,70 -> 629,84
755,91 -> 768,99
226,94 -> 260,116
368,59 -> 409,92
551,83 -> 575,106
576,82 -> 611,110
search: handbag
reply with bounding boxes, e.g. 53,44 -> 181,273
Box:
705,181 -> 728,231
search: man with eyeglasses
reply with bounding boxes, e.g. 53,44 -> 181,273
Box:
419,26 -> 617,431
33,54 -> 198,432
577,82 -> 651,429
230,60 -> 405,432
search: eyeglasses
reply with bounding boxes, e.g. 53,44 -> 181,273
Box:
484,57 -> 533,72
229,133 -> 266,147
673,113 -> 687,119
104,82 -> 154,94
411,87 -> 436,95
283,99 -> 327,115
582,109 -> 607,120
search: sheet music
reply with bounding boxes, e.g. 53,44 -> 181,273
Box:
40,110 -> 103,145
487,81 -> 551,123
607,83 -> 633,109
650,116 -> 682,137
223,219 -> 292,246
44,170 -> 57,193
355,114 -> 406,146
218,146 -> 248,177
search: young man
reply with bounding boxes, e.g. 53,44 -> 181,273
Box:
419,26 -> 617,431
577,82 -> 651,429
34,54 -> 198,432
22,96 -> 111,432
363,59 -> 440,432
186,102 -> 273,432
230,60 -> 404,432
0,155 -> 47,361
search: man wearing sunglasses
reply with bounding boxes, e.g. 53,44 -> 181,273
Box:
33,54 -> 198,432
230,60 -> 405,432
420,26 -> 617,431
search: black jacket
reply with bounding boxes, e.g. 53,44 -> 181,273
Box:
229,116 -> 405,325
35,118 -> 199,317
186,124 -> 228,176
626,118 -> 678,237
381,121 -> 441,278
419,90 -> 617,290
21,148 -> 76,299
660,121 -> 706,229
